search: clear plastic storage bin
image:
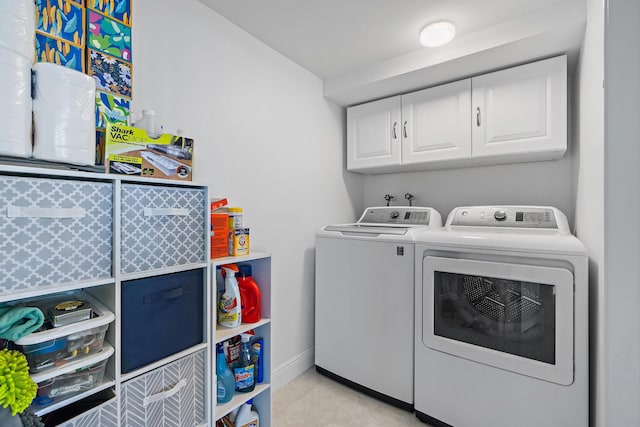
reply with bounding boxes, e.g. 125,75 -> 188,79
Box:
31,343 -> 114,407
12,292 -> 115,374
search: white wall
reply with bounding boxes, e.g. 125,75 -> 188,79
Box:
363,159 -> 573,224
603,0 -> 640,425
132,0 -> 363,387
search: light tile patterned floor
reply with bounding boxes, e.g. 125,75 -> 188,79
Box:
272,368 -> 431,427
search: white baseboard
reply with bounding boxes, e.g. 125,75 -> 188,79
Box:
271,346 -> 315,392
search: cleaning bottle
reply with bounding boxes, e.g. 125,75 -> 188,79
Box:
250,336 -> 264,383
237,264 -> 262,324
235,399 -> 259,427
216,343 -> 235,404
218,264 -> 241,328
234,334 -> 256,393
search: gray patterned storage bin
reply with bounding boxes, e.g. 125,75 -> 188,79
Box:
120,184 -> 206,274
0,176 -> 113,295
57,398 -> 118,427
121,350 -> 206,427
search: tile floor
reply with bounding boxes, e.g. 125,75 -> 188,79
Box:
272,368 -> 431,426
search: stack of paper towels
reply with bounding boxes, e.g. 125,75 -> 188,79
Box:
32,63 -> 96,165
0,0 -> 35,158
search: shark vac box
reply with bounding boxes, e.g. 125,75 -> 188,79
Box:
105,123 -> 194,181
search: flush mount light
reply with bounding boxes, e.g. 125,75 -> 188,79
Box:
419,21 -> 456,47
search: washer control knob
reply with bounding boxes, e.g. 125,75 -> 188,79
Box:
390,211 -> 400,219
494,210 -> 507,221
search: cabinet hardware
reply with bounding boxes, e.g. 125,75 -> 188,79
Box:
476,107 -> 481,127
403,121 -> 408,138
392,122 -> 397,139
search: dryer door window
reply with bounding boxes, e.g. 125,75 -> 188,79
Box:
422,256 -> 574,386
433,272 -> 556,364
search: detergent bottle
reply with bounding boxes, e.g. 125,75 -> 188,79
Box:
235,399 -> 259,427
237,264 -> 262,323
218,264 -> 241,328
216,343 -> 235,404
234,334 -> 256,393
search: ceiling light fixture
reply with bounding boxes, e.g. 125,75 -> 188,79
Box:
419,21 -> 456,47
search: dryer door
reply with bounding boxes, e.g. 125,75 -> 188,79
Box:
422,256 -> 574,385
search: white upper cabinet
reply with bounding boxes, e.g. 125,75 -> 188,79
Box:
347,96 -> 401,170
402,79 -> 471,165
471,55 -> 567,161
346,55 -> 567,173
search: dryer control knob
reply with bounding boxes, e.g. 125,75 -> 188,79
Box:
494,210 -> 507,221
390,211 -> 400,219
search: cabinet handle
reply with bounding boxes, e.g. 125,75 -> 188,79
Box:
392,122 -> 397,139
143,208 -> 189,217
403,121 -> 408,138
143,378 -> 187,407
7,206 -> 86,219
476,107 -> 481,127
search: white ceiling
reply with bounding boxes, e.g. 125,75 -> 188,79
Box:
198,0 -> 586,105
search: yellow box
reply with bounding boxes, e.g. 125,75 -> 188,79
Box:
232,228 -> 250,256
105,123 -> 194,181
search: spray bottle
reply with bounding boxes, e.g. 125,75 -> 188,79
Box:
234,334 -> 256,393
218,264 -> 241,328
216,343 -> 235,404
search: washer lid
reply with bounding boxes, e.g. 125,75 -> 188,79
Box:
323,224 -> 409,235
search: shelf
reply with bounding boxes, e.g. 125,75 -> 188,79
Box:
215,319 -> 271,344
210,251 -> 271,266
0,161 -> 208,187
215,383 -> 271,421
120,262 -> 209,281
0,278 -> 115,303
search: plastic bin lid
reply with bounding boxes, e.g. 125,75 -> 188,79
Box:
30,342 -> 114,383
13,291 -> 115,345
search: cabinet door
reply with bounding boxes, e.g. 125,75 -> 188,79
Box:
471,55 -> 567,159
347,96 -> 401,171
401,79 -> 471,165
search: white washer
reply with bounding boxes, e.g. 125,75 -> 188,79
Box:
414,206 -> 588,427
315,206 -> 443,408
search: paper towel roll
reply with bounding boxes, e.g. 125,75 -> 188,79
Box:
0,47 -> 33,158
33,63 -> 96,166
0,0 -> 35,60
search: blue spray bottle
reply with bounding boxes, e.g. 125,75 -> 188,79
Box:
216,343 -> 235,404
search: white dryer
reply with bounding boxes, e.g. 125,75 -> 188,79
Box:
315,206 -> 442,409
414,206 -> 588,427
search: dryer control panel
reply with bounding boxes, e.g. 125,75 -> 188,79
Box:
450,206 -> 558,229
358,207 -> 431,225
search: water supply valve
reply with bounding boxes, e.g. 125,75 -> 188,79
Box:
404,193 -> 415,206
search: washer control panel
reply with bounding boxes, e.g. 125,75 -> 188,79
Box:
358,207 -> 431,225
450,207 -> 558,229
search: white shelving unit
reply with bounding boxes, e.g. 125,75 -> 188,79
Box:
211,252 -> 272,426
0,164 -> 211,427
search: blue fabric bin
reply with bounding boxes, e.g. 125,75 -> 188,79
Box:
121,269 -> 204,373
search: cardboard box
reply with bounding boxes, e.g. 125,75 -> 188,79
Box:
210,212 -> 229,259
105,123 -> 193,180
35,0 -> 86,47
35,32 -> 84,72
232,228 -> 250,256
